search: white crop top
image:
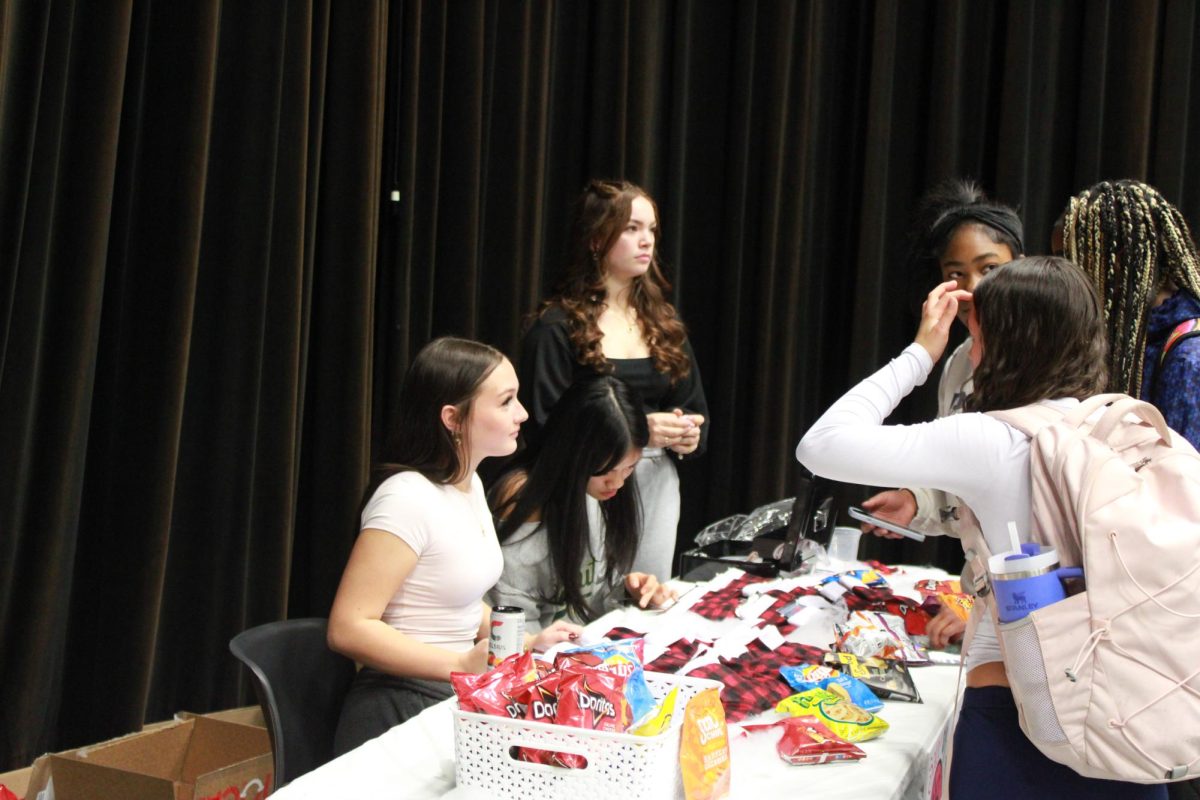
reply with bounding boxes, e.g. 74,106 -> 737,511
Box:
361,471 -> 502,652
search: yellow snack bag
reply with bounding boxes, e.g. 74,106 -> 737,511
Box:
632,685 -> 679,736
680,688 -> 730,800
775,688 -> 889,742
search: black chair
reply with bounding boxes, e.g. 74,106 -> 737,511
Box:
229,617 -> 356,788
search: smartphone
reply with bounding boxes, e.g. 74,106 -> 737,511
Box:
847,506 -> 927,542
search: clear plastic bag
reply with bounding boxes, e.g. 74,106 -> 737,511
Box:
692,497 -> 795,547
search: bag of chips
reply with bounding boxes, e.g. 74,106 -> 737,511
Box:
451,650 -> 540,718
834,610 -> 930,664
775,688 -> 888,743
556,639 -> 654,723
555,665 -> 631,733
680,688 -> 731,800
823,652 -> 922,703
775,716 -> 867,765
631,685 -> 680,736
779,665 -> 883,713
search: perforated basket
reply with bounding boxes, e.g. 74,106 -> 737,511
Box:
453,671 -> 722,799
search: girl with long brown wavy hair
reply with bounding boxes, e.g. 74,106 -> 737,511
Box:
518,180 -> 709,580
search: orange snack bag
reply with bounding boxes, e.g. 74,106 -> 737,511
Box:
680,688 -> 731,800
937,592 -> 974,621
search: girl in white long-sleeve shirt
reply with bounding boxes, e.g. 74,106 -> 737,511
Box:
796,257 -> 1164,800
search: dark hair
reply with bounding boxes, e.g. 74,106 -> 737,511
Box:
490,376 -> 649,622
966,257 -> 1108,412
1062,179 -> 1200,395
379,337 -> 504,485
539,179 -> 691,382
907,179 -> 1025,282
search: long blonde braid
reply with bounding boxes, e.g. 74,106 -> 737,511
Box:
1062,180 -> 1200,395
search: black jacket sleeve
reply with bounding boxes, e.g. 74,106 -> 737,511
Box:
518,311 -> 577,437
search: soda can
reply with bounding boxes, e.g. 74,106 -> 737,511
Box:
487,606 -> 526,668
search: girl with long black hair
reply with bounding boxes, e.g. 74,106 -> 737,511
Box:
489,376 -> 675,631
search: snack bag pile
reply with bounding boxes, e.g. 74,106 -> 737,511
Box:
779,663 -> 884,712
817,569 -> 889,604
775,687 -> 889,743
452,639 -> 693,769
824,652 -> 922,703
913,578 -> 974,622
834,610 -> 929,664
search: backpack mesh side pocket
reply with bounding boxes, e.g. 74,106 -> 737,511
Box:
999,614 -> 1068,744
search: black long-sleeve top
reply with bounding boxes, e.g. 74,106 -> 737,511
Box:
518,306 -> 709,458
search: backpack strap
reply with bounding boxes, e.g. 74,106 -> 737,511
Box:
1152,318 -> 1200,398
985,403 -> 1067,438
991,393 -> 1173,446
1089,395 -> 1174,445
1159,318 -> 1200,366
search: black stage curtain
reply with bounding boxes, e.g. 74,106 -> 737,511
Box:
3,0 -> 1199,771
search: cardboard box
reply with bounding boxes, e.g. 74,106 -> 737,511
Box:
0,765 -> 31,798
24,716 -> 272,800
175,706 -> 266,730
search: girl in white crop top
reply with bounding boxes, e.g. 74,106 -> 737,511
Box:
488,376 -> 676,632
797,258 -> 1164,800
328,338 -> 581,756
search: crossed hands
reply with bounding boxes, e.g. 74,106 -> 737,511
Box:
646,408 -> 704,455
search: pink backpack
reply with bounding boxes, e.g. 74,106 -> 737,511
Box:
976,394 -> 1200,784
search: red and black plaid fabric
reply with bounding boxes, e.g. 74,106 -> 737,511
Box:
757,586 -> 820,630
685,638 -> 830,722
602,626 -> 644,642
601,626 -> 712,674
646,638 -> 709,673
595,570 -> 927,720
688,572 -> 771,620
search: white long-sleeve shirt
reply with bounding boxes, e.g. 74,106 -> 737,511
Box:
795,343 -> 1077,668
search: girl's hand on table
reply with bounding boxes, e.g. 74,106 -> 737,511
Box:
625,572 -> 679,608
529,620 -> 583,652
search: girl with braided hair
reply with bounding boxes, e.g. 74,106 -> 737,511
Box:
1062,179 -> 1200,449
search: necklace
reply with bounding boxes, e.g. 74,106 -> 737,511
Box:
619,306 -> 638,334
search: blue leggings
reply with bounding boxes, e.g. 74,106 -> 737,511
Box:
950,686 -> 1168,800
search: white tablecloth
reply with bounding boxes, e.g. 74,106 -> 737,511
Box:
274,564 -> 963,800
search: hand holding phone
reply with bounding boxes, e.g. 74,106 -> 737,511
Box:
847,506 -> 927,541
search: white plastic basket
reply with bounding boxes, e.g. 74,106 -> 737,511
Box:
453,671 -> 723,799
